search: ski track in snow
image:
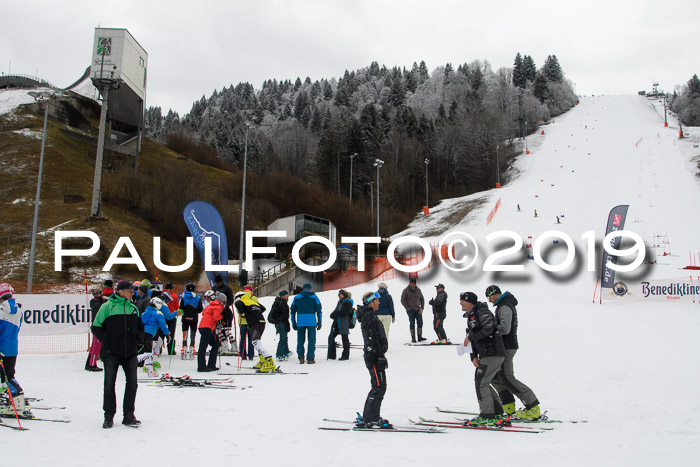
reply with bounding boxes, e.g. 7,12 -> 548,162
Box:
3,94 -> 700,466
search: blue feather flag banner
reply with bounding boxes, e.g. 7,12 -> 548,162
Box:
183,201 -> 229,286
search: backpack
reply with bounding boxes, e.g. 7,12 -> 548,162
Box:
349,307 -> 357,329
267,297 -> 281,324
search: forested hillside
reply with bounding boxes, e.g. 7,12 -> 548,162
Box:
144,54 -> 576,236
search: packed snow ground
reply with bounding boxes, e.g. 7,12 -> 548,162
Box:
4,94 -> 700,465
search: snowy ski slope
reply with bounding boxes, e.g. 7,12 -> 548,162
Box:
4,94 -> 700,466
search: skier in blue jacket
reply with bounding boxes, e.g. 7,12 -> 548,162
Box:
0,283 -> 25,415
139,297 -> 171,376
290,283 -> 322,364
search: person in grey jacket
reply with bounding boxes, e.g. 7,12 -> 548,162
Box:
486,285 -> 541,420
400,278 -> 426,343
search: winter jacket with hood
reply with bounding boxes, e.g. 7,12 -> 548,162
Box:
199,300 -> 225,330
357,304 -> 388,367
330,298 -> 354,335
141,305 -> 171,338
492,292 -> 519,350
400,285 -> 424,311
180,291 -> 203,323
290,289 -> 322,327
465,301 -> 505,360
376,289 -> 395,317
91,294 -> 145,358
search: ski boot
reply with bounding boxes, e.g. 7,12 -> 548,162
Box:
466,415 -> 496,426
259,356 -> 277,373
181,345 -> 186,360
254,355 -> 265,369
515,404 -> 541,420
502,402 -> 516,415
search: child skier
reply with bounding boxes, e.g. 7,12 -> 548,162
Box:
180,283 -> 203,359
139,297 -> 171,376
0,283 -> 26,415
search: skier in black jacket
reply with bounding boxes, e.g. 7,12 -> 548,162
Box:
268,290 -> 292,361
460,291 -> 505,426
356,291 -> 391,429
486,285 -> 541,420
429,283 -> 449,343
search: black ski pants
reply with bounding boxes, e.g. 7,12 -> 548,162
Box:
363,360 -> 387,424
433,312 -> 447,340
182,319 -> 197,347
197,327 -> 220,371
327,322 -> 350,359
166,318 -> 177,354
102,354 -> 138,419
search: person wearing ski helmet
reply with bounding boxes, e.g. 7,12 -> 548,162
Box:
235,285 -> 275,372
198,291 -> 226,372
235,290 -> 255,360
486,285 -> 541,420
0,283 -> 25,415
355,291 -> 390,429
139,297 -> 171,376
179,283 -> 203,357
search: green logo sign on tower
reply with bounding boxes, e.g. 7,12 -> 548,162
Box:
97,37 -> 111,56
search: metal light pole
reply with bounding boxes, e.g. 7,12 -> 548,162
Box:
663,95 -> 668,127
26,90 -> 58,293
524,120 -> 529,155
349,152 -> 357,203
424,158 -> 429,207
496,145 -> 500,187
366,181 -> 374,234
90,85 -> 110,216
373,159 -> 384,238
239,124 -> 249,284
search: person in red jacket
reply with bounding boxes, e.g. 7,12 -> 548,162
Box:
197,291 -> 225,372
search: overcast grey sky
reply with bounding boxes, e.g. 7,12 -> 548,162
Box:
2,0 -> 697,115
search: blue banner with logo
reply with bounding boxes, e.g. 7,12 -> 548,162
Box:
183,201 -> 229,286
601,204 -> 629,289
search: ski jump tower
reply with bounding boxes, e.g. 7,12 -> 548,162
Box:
89,27 -> 147,217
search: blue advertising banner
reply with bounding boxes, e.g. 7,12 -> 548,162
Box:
183,201 -> 229,286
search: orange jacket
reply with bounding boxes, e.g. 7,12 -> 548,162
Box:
198,300 -> 224,330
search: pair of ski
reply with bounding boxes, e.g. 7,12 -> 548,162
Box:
219,366 -> 308,375
319,418 -> 444,433
410,416 -> 546,434
404,341 -> 457,346
0,413 -> 70,424
1,397 -> 69,424
146,375 -> 247,390
435,406 -> 588,424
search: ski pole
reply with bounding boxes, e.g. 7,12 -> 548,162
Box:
0,357 -> 24,431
